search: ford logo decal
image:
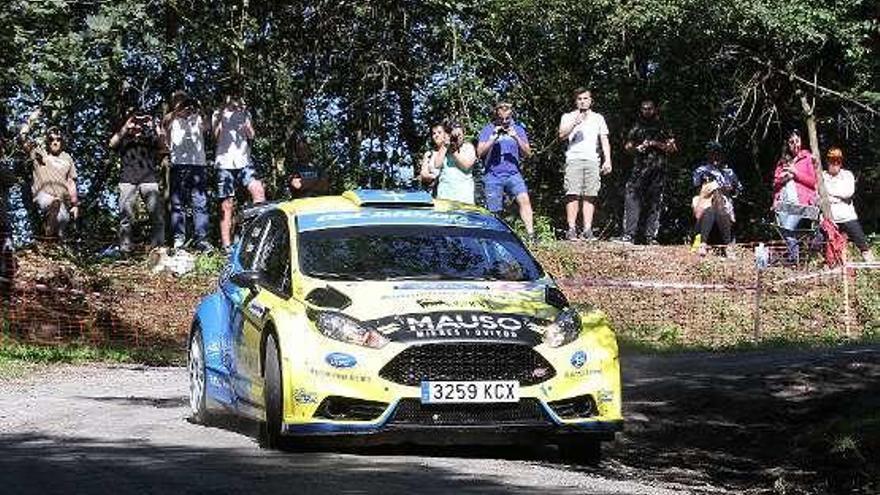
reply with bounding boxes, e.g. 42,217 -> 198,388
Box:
326,352 -> 357,369
570,350 -> 587,369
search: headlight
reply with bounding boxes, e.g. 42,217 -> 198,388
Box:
544,307 -> 582,348
314,312 -> 389,349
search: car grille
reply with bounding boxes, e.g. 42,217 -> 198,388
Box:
388,398 -> 551,426
378,343 -> 555,386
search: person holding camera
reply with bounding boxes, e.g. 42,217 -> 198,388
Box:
213,93 -> 264,253
109,107 -> 165,252
163,90 -> 212,252
18,109 -> 80,240
618,99 -> 677,245
419,121 -> 476,204
691,141 -> 742,257
558,88 -> 612,241
477,101 -> 535,242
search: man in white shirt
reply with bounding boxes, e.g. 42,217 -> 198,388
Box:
823,147 -> 874,262
213,93 -> 265,253
557,88 -> 611,241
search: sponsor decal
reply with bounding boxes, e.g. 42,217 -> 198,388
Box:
570,350 -> 588,369
293,388 -> 319,404
308,367 -> 372,383
247,300 -> 267,319
366,311 -> 545,345
564,369 -> 602,379
597,389 -> 614,403
325,352 -> 358,369
298,209 -> 504,232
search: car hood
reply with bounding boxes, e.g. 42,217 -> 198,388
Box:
306,278 -> 561,346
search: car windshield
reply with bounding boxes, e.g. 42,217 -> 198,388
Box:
298,225 -> 543,282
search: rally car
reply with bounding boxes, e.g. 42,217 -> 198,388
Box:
188,190 -> 622,460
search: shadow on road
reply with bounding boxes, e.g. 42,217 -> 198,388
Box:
615,345 -> 880,493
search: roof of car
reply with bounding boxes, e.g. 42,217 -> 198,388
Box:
272,190 -> 505,233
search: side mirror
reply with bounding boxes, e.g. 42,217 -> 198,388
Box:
231,270 -> 263,291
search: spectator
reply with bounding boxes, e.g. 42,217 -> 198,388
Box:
557,88 -> 612,241
213,93 -> 265,253
419,121 -> 476,204
691,141 -> 742,258
163,91 -> 212,251
109,107 -> 165,252
772,129 -> 817,263
476,101 -> 535,242
287,137 -> 329,199
18,110 -> 79,240
822,147 -> 874,262
618,99 -> 677,244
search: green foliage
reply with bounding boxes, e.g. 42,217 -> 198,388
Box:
0,341 -> 180,368
191,252 -> 227,278
0,0 -> 877,242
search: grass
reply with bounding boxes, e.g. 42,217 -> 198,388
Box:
0,341 -> 183,375
617,330 -> 880,355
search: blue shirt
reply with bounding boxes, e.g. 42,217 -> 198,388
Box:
692,162 -> 742,195
478,121 -> 529,178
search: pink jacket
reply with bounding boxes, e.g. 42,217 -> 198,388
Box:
773,149 -> 817,207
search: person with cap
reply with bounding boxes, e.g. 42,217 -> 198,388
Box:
476,100 -> 535,242
822,147 -> 874,262
691,141 -> 742,257
557,88 -> 612,241
18,109 -> 80,240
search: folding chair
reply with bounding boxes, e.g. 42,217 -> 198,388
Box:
772,202 -> 822,265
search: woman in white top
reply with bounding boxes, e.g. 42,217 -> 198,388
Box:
823,147 -> 874,262
419,121 -> 476,204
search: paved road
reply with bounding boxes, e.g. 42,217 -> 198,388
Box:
2,345 -> 878,494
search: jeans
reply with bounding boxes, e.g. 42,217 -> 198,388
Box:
171,165 -> 209,245
119,182 -> 164,249
623,167 -> 664,242
698,206 -> 732,245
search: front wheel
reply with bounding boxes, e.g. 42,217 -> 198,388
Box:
188,324 -> 210,424
261,333 -> 284,449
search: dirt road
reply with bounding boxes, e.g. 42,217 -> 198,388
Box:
2,345 -> 878,494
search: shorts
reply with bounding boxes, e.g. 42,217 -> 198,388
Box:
484,173 -> 528,213
564,158 -> 600,197
216,165 -> 260,199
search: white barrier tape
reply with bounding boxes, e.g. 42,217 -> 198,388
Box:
768,263 -> 880,287
845,262 -> 880,270
558,277 -> 753,291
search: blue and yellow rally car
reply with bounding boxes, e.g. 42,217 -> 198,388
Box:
189,190 -> 622,459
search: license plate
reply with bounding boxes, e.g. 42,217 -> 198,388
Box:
420,381 -> 520,404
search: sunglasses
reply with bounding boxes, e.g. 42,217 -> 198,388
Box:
48,137 -> 62,143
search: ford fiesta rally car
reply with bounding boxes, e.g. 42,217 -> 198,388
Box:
188,190 -> 622,459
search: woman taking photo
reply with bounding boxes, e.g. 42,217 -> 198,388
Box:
772,129 -> 818,263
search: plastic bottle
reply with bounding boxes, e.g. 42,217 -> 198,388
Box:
754,242 -> 768,270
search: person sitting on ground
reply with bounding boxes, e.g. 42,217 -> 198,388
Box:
213,92 -> 265,253
822,147 -> 874,262
18,110 -> 80,240
691,141 -> 742,258
287,137 -> 329,199
557,88 -> 612,241
109,106 -> 166,252
772,129 -> 817,263
419,121 -> 476,204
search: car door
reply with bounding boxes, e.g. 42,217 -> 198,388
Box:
224,213 -> 271,409
237,210 -> 293,407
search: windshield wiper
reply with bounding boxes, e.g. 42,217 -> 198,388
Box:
305,271 -> 367,281
383,274 -> 499,282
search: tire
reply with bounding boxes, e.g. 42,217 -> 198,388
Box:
557,437 -> 602,466
261,333 -> 284,449
188,324 -> 210,424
